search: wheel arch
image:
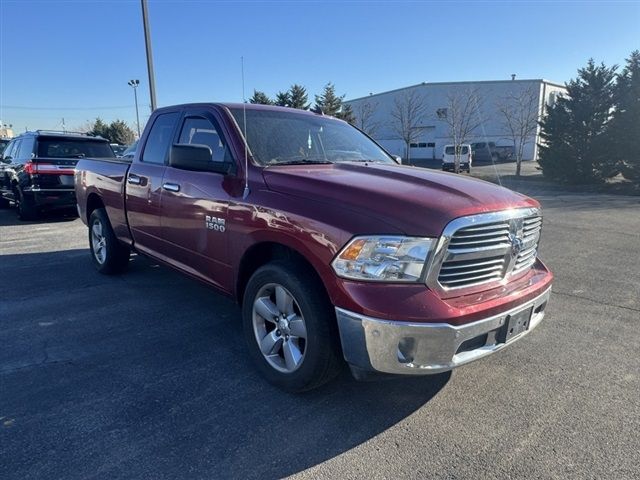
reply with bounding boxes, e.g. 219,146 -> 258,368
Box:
86,193 -> 105,223
236,241 -> 330,307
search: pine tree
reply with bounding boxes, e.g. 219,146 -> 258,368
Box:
288,84 -> 310,110
249,90 -> 272,105
608,50 -> 640,183
108,120 -> 136,145
274,91 -> 290,107
538,59 -> 617,184
336,102 -> 356,124
314,83 -> 343,116
90,118 -> 110,140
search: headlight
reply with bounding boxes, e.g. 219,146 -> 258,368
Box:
331,236 -> 435,282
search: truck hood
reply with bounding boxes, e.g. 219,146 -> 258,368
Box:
262,162 -> 539,236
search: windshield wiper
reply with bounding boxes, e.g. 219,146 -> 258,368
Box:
267,157 -> 333,166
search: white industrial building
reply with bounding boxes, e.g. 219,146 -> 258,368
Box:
345,79 -> 566,163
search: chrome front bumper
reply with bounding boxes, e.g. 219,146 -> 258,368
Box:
336,287 -> 551,375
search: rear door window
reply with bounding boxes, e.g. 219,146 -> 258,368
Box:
142,112 -> 180,164
17,137 -> 35,161
3,139 -> 18,160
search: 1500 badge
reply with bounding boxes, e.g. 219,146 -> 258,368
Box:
206,215 -> 226,232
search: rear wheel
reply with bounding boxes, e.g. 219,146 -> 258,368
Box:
89,208 -> 130,274
242,261 -> 342,392
17,189 -> 37,221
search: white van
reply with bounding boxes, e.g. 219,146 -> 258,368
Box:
442,144 -> 472,173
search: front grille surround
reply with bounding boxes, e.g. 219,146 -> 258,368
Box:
425,207 -> 542,298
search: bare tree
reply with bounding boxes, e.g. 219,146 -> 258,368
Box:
497,86 -> 540,176
437,88 -> 483,172
354,100 -> 381,138
391,90 -> 428,164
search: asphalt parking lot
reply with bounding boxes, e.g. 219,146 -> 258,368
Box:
1,181 -> 639,479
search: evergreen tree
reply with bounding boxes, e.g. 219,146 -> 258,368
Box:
274,91 -> 290,107
287,84 -> 310,110
313,82 -> 355,123
608,50 -> 640,183
538,59 -> 617,184
314,83 -> 343,116
90,118 -> 110,140
108,120 -> 136,145
249,90 -> 272,105
337,102 -> 356,124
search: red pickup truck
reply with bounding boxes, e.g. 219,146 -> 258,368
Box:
75,103 -> 553,392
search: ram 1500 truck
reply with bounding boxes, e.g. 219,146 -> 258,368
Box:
75,103 -> 553,392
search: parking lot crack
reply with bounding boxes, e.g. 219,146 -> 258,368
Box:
552,290 -> 640,313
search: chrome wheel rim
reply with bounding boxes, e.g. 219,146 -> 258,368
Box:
91,219 -> 107,264
252,283 -> 307,373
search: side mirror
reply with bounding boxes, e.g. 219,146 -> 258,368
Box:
393,155 -> 402,164
170,144 -> 235,175
1,156 -> 12,164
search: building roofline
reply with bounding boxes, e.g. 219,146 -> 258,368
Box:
345,78 -> 566,103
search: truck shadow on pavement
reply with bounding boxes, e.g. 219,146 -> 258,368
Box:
0,206 -> 78,226
0,249 -> 450,480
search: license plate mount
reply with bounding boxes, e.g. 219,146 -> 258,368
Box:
499,306 -> 533,344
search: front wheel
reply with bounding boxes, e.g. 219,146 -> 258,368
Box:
88,208 -> 130,274
242,261 -> 342,392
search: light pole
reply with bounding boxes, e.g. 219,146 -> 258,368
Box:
128,79 -> 141,138
141,0 -> 157,111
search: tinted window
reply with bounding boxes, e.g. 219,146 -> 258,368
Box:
0,139 -> 9,155
3,139 -> 18,159
17,137 -> 35,161
178,116 -> 230,163
142,112 -> 179,164
37,138 -> 114,158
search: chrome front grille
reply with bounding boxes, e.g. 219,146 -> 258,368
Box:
430,208 -> 542,293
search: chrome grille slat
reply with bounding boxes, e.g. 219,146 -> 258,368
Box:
435,210 -> 542,290
441,271 -> 504,285
439,265 -> 504,278
440,257 -> 504,271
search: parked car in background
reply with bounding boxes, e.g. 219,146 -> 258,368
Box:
110,143 -> 128,157
442,144 -> 471,173
0,130 -> 114,219
120,140 -> 138,159
494,144 -> 515,161
470,142 -> 498,163
75,103 -> 552,392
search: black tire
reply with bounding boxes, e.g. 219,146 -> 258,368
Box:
242,261 -> 342,392
88,208 -> 130,274
17,189 -> 37,220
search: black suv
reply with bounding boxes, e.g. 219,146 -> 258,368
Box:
0,130 -> 114,219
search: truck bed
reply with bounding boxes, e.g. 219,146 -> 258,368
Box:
75,157 -> 131,242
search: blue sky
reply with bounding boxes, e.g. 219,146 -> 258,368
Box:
1,0 -> 638,131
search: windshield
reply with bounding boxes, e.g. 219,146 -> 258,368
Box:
229,108 -> 394,166
445,146 -> 469,154
37,137 -> 115,158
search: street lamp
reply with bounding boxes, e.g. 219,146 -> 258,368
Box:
128,79 -> 141,138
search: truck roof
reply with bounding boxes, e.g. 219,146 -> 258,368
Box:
154,102 -> 328,118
